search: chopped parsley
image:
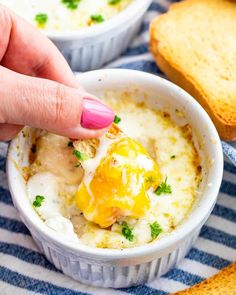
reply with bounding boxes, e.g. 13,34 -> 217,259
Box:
114,115 -> 121,124
67,141 -> 73,148
108,0 -> 122,5
154,177 -> 172,196
61,0 -> 81,10
150,222 -> 162,239
73,150 -> 89,161
91,14 -> 105,23
121,222 -> 134,241
33,195 -> 45,207
35,13 -> 48,26
171,155 -> 176,159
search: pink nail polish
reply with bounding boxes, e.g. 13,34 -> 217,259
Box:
81,98 -> 115,129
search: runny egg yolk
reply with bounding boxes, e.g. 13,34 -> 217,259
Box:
75,137 -> 162,228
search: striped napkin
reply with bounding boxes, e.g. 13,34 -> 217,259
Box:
0,1 -> 235,294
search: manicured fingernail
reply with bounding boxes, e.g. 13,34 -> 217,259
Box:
81,98 -> 115,129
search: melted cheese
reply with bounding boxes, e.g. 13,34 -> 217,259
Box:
27,92 -> 202,249
75,136 -> 161,228
0,0 -> 132,32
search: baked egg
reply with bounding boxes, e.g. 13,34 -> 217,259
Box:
73,124 -> 162,228
27,91 -> 202,249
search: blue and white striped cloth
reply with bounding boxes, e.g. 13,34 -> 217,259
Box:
0,1 -> 236,294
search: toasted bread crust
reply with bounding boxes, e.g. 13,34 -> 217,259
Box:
150,0 -> 236,140
73,123 -> 122,158
171,262 -> 236,295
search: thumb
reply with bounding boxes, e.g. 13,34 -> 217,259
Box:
0,66 -> 114,139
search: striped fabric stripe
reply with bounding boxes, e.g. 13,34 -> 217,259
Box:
0,0 -> 235,294
0,266 -> 88,295
1,281 -> 38,295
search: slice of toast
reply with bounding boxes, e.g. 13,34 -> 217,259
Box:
73,123 -> 122,159
150,0 -> 236,140
171,262 -> 236,295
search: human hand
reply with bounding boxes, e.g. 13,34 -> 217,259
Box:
0,5 -> 114,141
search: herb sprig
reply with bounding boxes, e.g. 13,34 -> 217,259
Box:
91,14 -> 105,23
114,115 -> 121,124
33,195 -> 45,207
150,222 -> 162,240
73,150 -> 89,161
121,222 -> 134,241
154,177 -> 172,196
35,13 -> 48,26
62,0 -> 81,10
108,0 -> 122,5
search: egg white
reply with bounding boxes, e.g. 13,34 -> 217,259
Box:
27,172 -> 78,241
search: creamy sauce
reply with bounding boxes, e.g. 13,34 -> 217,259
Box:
27,92 -> 202,249
0,0 -> 132,32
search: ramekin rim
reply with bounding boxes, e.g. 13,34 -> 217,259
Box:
43,0 -> 152,40
7,69 -> 223,260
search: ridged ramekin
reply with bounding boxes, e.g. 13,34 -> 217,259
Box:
45,0 -> 152,71
7,69 -> 223,288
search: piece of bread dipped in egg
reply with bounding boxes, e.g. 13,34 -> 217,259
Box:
73,123 -> 162,228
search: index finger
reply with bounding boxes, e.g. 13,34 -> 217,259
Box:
0,5 -> 76,87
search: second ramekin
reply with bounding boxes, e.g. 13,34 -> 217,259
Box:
46,0 -> 152,71
7,69 -> 223,288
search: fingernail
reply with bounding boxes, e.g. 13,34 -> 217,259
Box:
81,98 -> 115,129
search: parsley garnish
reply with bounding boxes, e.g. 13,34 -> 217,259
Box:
121,222 -> 134,241
33,195 -> 45,207
150,222 -> 162,239
114,115 -> 121,124
35,13 -> 48,26
171,155 -> 176,159
154,177 -> 172,196
73,150 -> 89,161
109,0 -> 122,5
62,0 -> 81,10
91,14 -> 105,23
67,141 -> 73,148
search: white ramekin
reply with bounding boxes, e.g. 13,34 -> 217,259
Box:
7,69 -> 223,288
46,0 -> 152,71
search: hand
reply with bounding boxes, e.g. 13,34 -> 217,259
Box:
0,5 -> 114,141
